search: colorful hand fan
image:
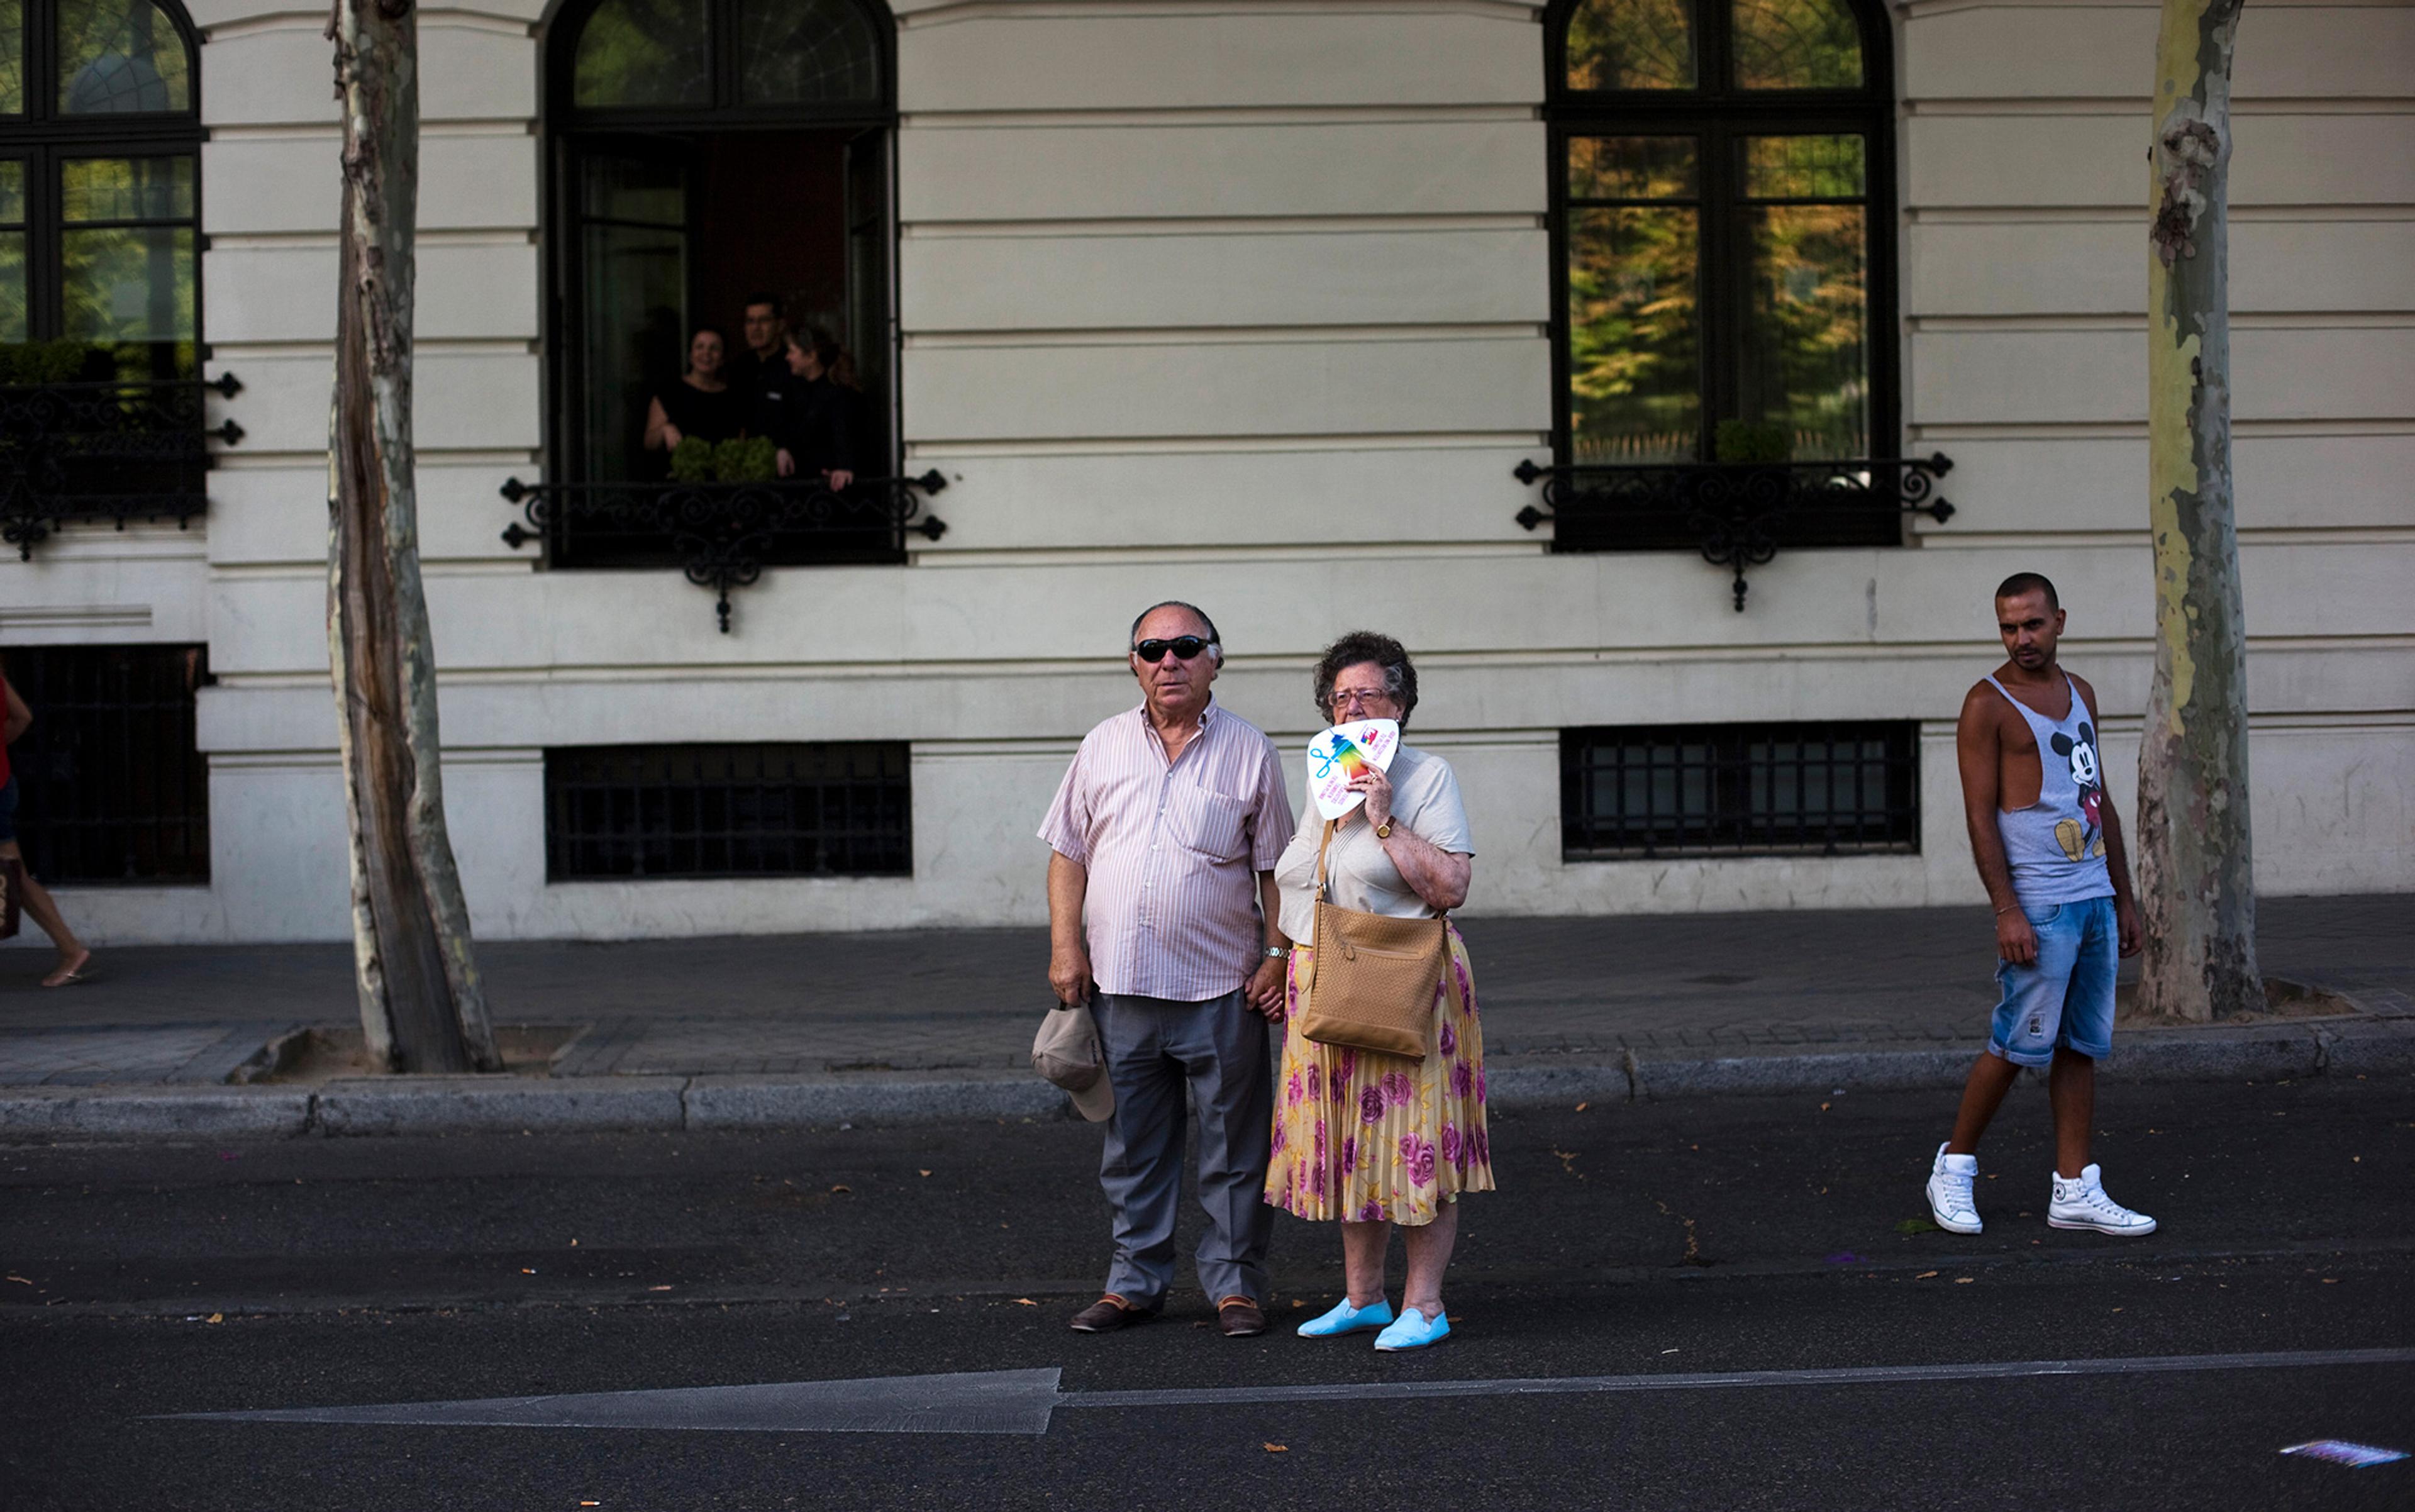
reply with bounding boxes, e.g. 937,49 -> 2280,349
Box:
1305,719 -> 1401,821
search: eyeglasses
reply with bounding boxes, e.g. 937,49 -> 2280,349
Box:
1133,636 -> 1214,663
1330,689 -> 1394,711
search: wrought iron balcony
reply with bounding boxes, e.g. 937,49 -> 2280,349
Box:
497,471 -> 951,633
0,373 -> 244,560
1513,454 -> 1956,611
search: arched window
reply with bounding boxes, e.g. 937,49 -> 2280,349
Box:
1547,0 -> 1893,470
0,0 -> 203,374
547,0 -> 893,491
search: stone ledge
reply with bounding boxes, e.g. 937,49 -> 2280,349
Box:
0,1086 -> 313,1139
311,1076 -> 689,1136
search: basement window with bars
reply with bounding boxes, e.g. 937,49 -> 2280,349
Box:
0,643 -> 211,882
1560,720 -> 1917,859
544,742 -> 911,881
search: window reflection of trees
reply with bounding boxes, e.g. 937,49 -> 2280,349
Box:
0,0 -> 201,381
1551,0 -> 1889,467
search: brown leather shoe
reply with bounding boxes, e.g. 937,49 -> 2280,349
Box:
1069,1294 -> 1150,1333
1217,1296 -> 1267,1338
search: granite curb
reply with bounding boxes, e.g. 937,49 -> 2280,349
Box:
1,1018 -> 2406,1142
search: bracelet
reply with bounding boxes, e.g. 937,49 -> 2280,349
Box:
1995,904 -> 2019,916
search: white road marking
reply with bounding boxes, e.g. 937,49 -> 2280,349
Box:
169,1347 -> 2415,1437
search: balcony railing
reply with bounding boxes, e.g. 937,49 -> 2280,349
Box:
1513,454 -> 1957,611
498,472 -> 951,632
0,374 -> 244,559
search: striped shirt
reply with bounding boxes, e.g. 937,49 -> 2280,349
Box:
1038,700 -> 1294,1003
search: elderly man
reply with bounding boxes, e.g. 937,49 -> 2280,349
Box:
1039,601 -> 1293,1338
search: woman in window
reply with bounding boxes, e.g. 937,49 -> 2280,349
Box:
641,326 -> 747,459
758,326 -> 864,491
1262,631 -> 1491,1351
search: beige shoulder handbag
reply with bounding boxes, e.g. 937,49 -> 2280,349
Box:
1295,819 -> 1455,1061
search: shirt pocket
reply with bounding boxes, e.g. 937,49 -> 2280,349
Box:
1167,781 -> 1251,862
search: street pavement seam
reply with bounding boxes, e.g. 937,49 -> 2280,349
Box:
0,1016 -> 2408,1140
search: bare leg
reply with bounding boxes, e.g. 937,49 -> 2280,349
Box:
2047,1047 -> 2095,1179
1339,1219 -> 1389,1309
1944,1049 -> 2023,1155
0,843 -> 88,985
1400,1199 -> 1460,1321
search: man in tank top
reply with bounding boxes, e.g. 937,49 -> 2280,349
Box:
1924,572 -> 2157,1239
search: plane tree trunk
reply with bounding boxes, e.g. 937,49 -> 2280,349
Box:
2138,0 -> 2261,1023
325,0 -> 499,1072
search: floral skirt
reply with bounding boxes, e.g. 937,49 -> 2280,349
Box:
1263,923 -> 1494,1226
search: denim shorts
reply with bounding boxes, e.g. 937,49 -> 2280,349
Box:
1988,894 -> 2117,1067
0,775 -> 16,843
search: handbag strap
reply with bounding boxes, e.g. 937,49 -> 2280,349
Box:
1316,813 -> 1454,923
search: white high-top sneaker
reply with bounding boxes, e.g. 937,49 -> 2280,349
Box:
2048,1164 -> 2157,1236
1925,1143 -> 1982,1235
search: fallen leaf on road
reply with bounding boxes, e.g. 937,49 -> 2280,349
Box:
918,1169 -> 932,1177
4,1275 -> 32,1286
648,1285 -> 674,1292
1915,1271 -> 1938,1280
831,1184 -> 852,1194
521,1268 -> 537,1275
1954,1277 -> 1974,1285
1013,1298 -> 1036,1306
206,1313 -> 223,1324
1292,1299 -> 1306,1308
1819,1103 -> 1831,1113
1896,1218 -> 1940,1235
1263,1443 -> 1288,1454
1574,1102 -> 1589,1112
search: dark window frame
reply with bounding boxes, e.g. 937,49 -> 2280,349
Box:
0,0 -> 206,350
0,642 -> 211,884
543,740 -> 913,881
1560,718 -> 1919,860
1543,0 -> 1897,486
539,0 -> 899,499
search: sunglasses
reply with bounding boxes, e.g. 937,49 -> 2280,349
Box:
1132,636 -> 1214,663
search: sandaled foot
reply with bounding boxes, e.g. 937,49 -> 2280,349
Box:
42,950 -> 93,989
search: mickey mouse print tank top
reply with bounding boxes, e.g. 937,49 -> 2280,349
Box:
1985,674 -> 2114,906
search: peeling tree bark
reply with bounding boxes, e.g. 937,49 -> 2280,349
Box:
325,0 -> 499,1073
2139,0 -> 2260,1023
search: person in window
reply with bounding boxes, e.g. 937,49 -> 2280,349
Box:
757,326 -> 865,491
642,326 -> 747,459
726,294 -> 790,402
0,660 -> 95,989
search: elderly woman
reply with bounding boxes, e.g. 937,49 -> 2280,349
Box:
1260,631 -> 1490,1351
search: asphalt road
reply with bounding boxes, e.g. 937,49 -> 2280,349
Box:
4,1076 -> 2410,1510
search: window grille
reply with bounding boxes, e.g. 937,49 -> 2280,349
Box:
1561,720 -> 1916,858
545,742 -> 911,880
1,642 -> 210,882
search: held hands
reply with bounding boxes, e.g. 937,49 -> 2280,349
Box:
1995,908 -> 2037,966
1048,943 -> 1095,1007
1244,955 -> 1287,1023
1346,764 -> 1394,832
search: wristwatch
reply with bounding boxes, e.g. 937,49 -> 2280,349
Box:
1262,945 -> 1287,960
1375,818 -> 1395,839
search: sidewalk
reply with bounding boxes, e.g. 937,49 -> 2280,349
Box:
2,895 -> 2409,1137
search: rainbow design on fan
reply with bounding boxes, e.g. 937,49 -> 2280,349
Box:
1305,718 -> 1401,821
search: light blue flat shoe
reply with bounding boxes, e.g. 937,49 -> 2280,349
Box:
1297,1298 -> 1394,1338
1373,1308 -> 1450,1352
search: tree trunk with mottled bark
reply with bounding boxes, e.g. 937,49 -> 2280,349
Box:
325,0 -> 499,1073
2139,0 -> 2261,1022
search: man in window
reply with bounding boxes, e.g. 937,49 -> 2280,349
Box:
727,293 -> 789,401
1926,572 -> 2155,1240
1038,602 -> 1294,1339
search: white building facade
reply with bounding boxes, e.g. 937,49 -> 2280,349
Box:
1,0 -> 2407,945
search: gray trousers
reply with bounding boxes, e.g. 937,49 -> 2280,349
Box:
1093,988 -> 1274,1308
